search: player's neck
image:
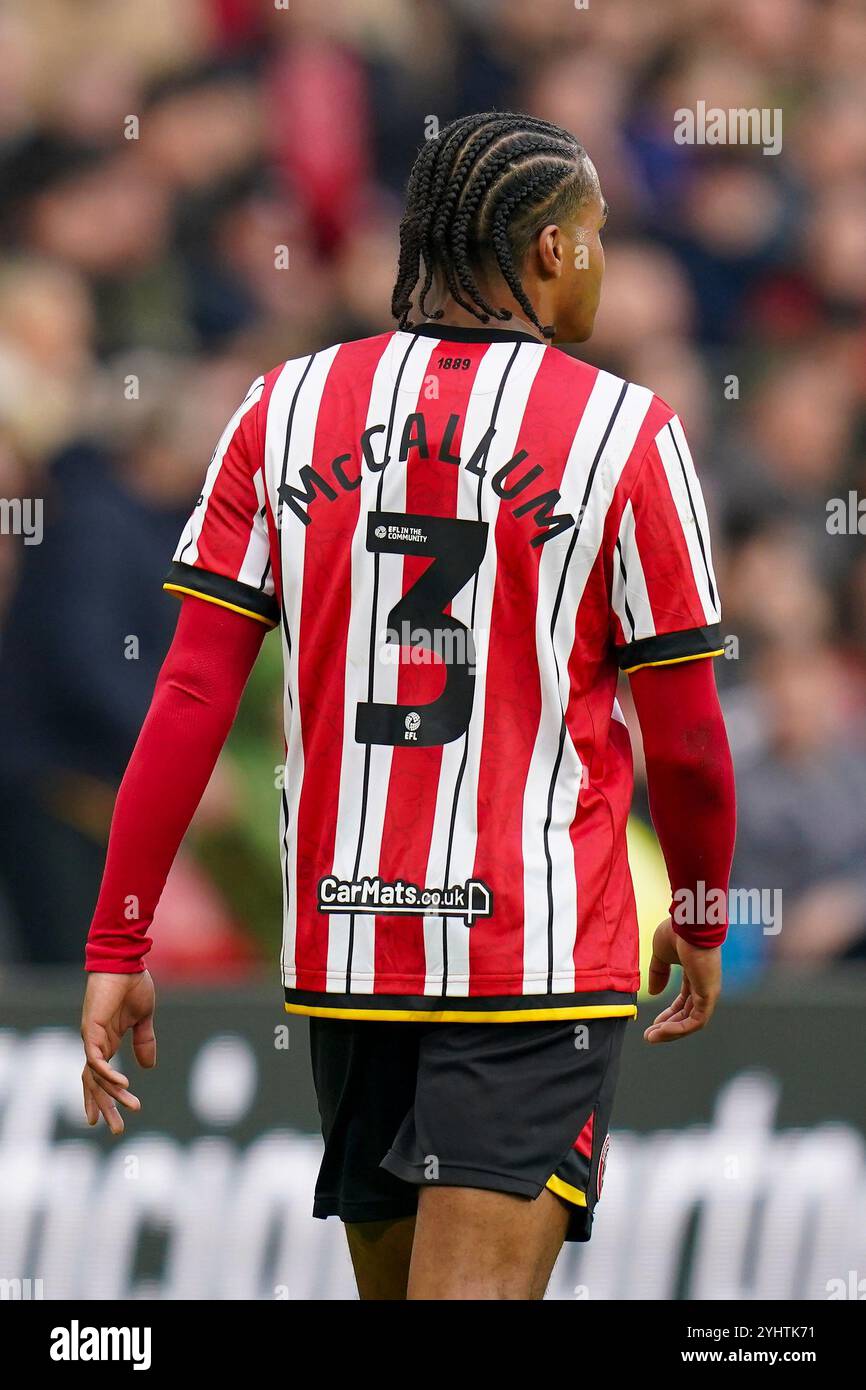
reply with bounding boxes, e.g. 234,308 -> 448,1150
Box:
424,293 -> 548,344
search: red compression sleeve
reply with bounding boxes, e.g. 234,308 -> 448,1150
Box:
85,596 -> 266,972
629,657 -> 736,949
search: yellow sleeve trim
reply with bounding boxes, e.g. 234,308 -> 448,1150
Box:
163,582 -> 277,628
284,1001 -> 638,1023
623,648 -> 724,676
546,1174 -> 588,1208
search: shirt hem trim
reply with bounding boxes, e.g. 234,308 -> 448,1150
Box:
284,999 -> 637,1023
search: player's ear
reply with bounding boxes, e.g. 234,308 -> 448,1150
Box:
536,223 -> 565,278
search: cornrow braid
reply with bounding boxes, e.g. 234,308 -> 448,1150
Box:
391,138 -> 439,326
392,111 -> 596,339
392,113 -> 496,329
487,157 -> 578,336
428,121 -> 515,322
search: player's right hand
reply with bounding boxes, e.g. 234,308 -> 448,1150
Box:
80,970 -> 156,1134
643,918 -> 721,1044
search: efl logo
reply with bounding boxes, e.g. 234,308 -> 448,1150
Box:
49,1321 -> 152,1371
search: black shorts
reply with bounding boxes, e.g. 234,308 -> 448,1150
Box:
309,1013 -> 627,1242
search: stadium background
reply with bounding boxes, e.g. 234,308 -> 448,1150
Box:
0,0 -> 864,1300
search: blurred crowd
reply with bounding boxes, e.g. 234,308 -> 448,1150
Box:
0,0 -> 865,980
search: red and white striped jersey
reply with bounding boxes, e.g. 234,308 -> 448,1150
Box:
166,324 -> 722,1022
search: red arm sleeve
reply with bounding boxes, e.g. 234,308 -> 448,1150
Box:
85,595 -> 266,972
629,657 -> 736,949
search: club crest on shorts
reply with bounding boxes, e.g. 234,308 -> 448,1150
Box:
597,1132 -> 611,1200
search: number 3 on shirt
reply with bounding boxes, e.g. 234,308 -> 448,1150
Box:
355,511 -> 488,748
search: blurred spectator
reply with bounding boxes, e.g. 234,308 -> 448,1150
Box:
732,645 -> 866,964
0,355 -> 253,962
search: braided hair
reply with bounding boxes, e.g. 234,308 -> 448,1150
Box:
392,112 -> 596,340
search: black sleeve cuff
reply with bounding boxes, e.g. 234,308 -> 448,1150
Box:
163,561 -> 279,628
619,623 -> 724,674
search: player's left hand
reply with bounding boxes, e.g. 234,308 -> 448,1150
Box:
643,917 -> 721,1044
81,970 -> 156,1134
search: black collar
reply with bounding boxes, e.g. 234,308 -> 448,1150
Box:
408,321 -> 544,346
